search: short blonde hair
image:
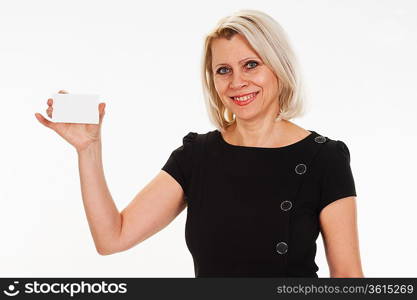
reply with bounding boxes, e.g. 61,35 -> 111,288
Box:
201,9 -> 307,130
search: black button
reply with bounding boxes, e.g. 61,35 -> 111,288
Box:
295,163 -> 307,175
276,242 -> 288,254
280,200 -> 292,211
314,135 -> 326,143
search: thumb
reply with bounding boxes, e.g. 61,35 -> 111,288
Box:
35,113 -> 55,130
98,102 -> 106,125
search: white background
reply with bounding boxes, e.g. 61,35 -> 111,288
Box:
1,0 -> 416,277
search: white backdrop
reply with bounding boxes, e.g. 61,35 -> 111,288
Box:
1,0 -> 416,277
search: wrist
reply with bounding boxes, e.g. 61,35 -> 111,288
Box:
77,140 -> 102,156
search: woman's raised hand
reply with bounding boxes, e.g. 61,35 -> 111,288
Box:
35,90 -> 106,152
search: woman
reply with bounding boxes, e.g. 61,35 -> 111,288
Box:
35,9 -> 363,278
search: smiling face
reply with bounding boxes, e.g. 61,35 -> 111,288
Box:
211,34 -> 280,124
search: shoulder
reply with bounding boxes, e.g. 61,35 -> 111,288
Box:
323,136 -> 351,158
314,131 -> 353,166
181,130 -> 218,146
182,131 -> 198,145
175,130 -> 219,158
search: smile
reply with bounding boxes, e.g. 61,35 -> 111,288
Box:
230,91 -> 259,106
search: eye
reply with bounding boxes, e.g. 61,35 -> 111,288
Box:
216,66 -> 230,75
215,60 -> 259,75
246,60 -> 259,69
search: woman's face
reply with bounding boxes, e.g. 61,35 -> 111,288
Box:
211,34 -> 280,123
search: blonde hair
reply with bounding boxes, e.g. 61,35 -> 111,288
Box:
201,9 -> 307,131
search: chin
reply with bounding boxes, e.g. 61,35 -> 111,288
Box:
233,111 -> 261,122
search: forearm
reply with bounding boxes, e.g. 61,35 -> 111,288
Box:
331,272 -> 364,278
77,141 -> 121,255
330,260 -> 364,278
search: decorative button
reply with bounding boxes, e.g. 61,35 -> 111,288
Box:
314,135 -> 326,143
280,200 -> 292,211
276,242 -> 288,254
295,163 -> 307,175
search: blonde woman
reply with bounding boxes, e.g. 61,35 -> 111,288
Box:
35,9 -> 363,278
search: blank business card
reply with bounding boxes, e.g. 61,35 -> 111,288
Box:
51,94 -> 100,124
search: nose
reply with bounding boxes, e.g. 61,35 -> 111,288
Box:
229,70 -> 248,89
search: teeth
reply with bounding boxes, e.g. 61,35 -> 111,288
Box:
234,92 -> 257,101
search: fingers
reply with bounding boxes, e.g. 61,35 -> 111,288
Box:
46,98 -> 53,118
36,90 -> 68,128
46,90 -> 66,117
46,89 -> 66,117
46,106 -> 53,118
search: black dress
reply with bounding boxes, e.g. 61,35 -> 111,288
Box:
162,129 -> 357,277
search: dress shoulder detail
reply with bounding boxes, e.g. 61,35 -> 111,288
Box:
335,140 -> 351,159
317,137 -> 356,212
183,131 -> 198,145
324,139 -> 352,163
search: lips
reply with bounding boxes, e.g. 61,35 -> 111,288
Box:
230,91 -> 258,99
230,91 -> 259,106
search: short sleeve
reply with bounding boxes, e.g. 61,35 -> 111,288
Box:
318,140 -> 357,212
161,132 -> 197,195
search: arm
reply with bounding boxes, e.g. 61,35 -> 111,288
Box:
77,141 -> 186,255
319,196 -> 364,277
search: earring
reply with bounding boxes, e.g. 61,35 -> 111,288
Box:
223,107 -> 235,123
275,114 -> 282,121
275,106 -> 284,121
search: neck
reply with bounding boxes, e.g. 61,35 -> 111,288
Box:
226,117 -> 290,148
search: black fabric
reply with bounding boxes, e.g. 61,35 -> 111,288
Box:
162,129 -> 357,277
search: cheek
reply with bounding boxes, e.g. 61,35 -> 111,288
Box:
214,78 -> 228,96
254,70 -> 276,88
257,73 -> 279,99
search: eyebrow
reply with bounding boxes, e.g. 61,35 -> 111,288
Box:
213,56 -> 259,69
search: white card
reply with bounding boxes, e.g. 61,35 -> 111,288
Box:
51,93 -> 100,124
